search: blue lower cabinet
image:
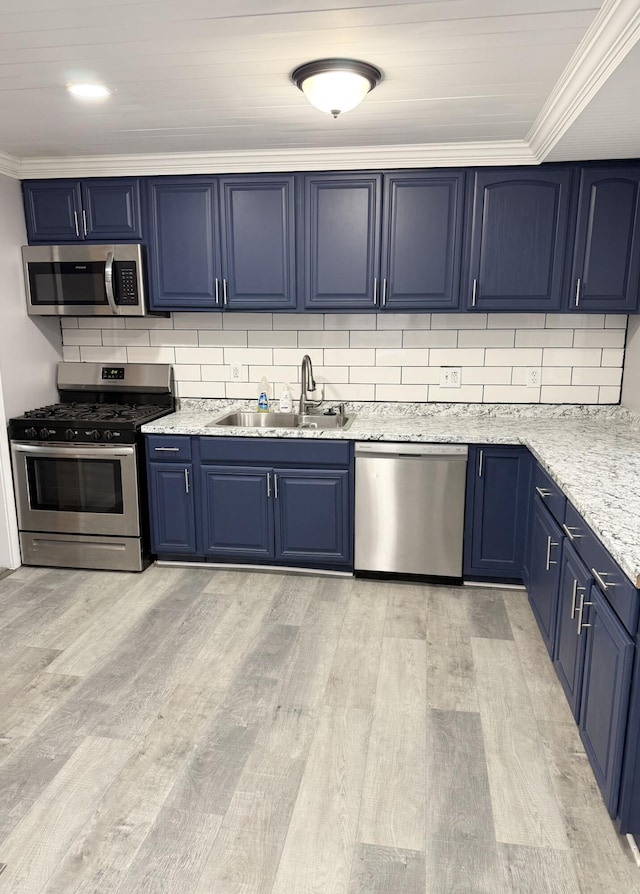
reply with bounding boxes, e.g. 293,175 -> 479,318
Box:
464,446 -> 531,580
274,469 -> 351,565
201,465 -> 274,559
148,462 -> 196,555
527,496 -> 563,655
579,584 -> 634,816
553,541 -> 592,718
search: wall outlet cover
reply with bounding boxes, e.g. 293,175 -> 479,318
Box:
527,368 -> 541,387
440,367 -> 461,388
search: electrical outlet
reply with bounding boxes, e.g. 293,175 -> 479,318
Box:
440,367 -> 461,388
527,368 -> 541,387
229,364 -> 244,381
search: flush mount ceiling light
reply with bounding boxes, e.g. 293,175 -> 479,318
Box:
291,58 -> 382,118
66,83 -> 111,99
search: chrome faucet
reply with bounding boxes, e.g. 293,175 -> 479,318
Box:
299,354 -> 319,414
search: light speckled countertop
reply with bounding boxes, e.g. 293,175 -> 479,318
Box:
143,400 -> 640,588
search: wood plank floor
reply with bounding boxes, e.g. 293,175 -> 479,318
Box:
0,564 -> 638,893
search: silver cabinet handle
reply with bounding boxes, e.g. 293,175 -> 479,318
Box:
373,277 -> 378,306
575,278 -> 581,307
73,210 -> 79,237
535,486 -> 552,499
82,208 -> 88,237
184,468 -> 190,494
562,523 -> 582,541
223,278 -> 228,306
266,472 -> 271,498
570,578 -> 578,620
478,449 -> 484,477
546,536 -> 559,570
382,278 -> 387,306
274,472 -> 279,499
214,277 -> 220,306
576,589 -> 592,635
591,568 -> 617,591
154,446 -> 179,452
471,278 -> 478,307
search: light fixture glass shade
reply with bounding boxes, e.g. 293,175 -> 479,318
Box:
291,59 -> 382,118
67,83 -> 111,99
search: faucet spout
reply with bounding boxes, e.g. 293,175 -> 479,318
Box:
299,354 -> 317,415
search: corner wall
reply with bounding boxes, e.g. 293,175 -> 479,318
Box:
622,316 -> 640,414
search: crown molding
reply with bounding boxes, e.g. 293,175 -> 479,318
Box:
0,151 -> 20,179
16,140 -> 537,179
529,0 -> 640,161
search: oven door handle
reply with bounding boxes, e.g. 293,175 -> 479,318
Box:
13,444 -> 134,459
105,250 -> 119,315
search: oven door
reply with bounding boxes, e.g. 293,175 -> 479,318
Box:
11,442 -> 140,537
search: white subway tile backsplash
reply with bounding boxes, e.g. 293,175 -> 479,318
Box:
402,330 -> 457,348
61,313 -> 626,405
458,330 -> 514,348
514,329 -> 573,348
488,313 -> 546,329
324,313 -> 376,330
350,330 -> 402,348
377,313 -> 431,330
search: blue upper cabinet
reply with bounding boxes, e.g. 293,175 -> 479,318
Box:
466,167 -> 573,311
568,167 -> 640,313
147,178 -> 221,311
302,173 -> 382,310
380,171 -> 465,311
219,176 -> 297,310
23,178 -> 142,243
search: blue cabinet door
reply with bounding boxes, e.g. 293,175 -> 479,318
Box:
579,584 -> 634,816
201,465 -> 274,559
273,468 -> 351,566
380,171 -> 465,311
148,462 -> 196,554
23,180 -> 83,242
302,173 -> 381,310
464,446 -> 531,580
466,167 -> 573,311
81,179 -> 143,241
527,496 -> 563,655
147,178 -> 221,311
553,541 -> 592,718
219,176 -> 297,310
569,167 -> 640,312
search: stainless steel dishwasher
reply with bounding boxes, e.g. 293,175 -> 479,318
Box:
354,442 -> 468,578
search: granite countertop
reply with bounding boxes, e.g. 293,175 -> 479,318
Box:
143,400 -> 640,588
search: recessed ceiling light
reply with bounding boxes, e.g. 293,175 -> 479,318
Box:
66,83 -> 111,99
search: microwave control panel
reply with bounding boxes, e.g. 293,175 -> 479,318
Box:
114,261 -> 140,306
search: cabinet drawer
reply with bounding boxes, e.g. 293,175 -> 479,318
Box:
146,435 -> 192,461
533,464 -> 566,525
564,502 -> 639,635
199,437 -> 350,467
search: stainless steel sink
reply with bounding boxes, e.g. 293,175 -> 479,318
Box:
208,410 -> 355,430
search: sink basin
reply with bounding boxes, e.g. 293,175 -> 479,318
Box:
208,411 -> 355,430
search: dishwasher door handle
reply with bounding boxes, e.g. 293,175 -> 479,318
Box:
355,442 -> 468,459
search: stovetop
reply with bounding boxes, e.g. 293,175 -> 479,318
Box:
9,401 -> 173,444
20,402 -> 169,424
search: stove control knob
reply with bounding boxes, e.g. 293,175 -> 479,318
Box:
65,428 -> 77,441
25,427 -> 37,439
103,430 -> 114,442
86,430 -> 102,441
39,428 -> 51,440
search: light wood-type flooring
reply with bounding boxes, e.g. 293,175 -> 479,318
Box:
0,563 -> 638,893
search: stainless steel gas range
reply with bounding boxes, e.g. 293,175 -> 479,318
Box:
9,362 -> 175,572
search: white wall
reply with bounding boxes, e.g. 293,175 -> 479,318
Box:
0,173 -> 62,568
621,316 -> 640,414
62,311 -> 627,405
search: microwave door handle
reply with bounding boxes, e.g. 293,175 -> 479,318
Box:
104,251 -> 119,315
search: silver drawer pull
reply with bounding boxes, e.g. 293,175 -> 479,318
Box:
577,590 -> 592,635
562,523 -> 582,541
546,536 -> 559,570
591,568 -> 617,591
154,446 -> 180,452
570,579 -> 578,620
184,468 -> 190,494
266,472 -> 271,498
536,486 -> 552,498
274,473 -> 279,499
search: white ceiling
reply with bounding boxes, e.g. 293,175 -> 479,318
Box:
0,0 -> 638,177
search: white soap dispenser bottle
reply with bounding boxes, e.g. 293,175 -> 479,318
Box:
279,383 -> 292,413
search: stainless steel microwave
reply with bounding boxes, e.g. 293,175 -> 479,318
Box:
22,244 -> 147,317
